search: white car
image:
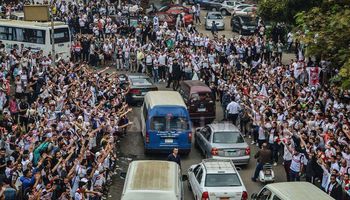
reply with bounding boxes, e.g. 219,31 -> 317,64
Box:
187,159 -> 248,200
233,6 -> 257,16
205,12 -> 225,30
219,0 -> 242,16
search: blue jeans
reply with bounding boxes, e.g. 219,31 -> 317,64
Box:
153,69 -> 159,83
4,187 -> 16,200
290,170 -> 300,181
253,162 -> 264,180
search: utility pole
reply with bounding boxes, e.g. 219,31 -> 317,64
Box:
50,3 -> 55,65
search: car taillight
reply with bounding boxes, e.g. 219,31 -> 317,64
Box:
211,148 -> 218,156
241,191 -> 248,200
201,191 -> 209,200
245,147 -> 250,155
188,132 -> 192,143
130,89 -> 141,94
146,132 -> 149,143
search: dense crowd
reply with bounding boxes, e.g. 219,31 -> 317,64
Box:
0,0 -> 349,200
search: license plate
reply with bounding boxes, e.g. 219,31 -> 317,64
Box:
165,139 -> 173,143
225,151 -> 237,156
197,108 -> 206,112
220,198 -> 229,200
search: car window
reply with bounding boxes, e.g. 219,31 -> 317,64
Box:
150,116 -> 189,131
257,188 -> 272,200
191,92 -> 212,101
201,127 -> 211,140
131,78 -> 153,86
195,168 -> 203,183
207,14 -> 223,19
205,174 -> 242,187
193,164 -> 201,175
272,195 -> 281,200
213,132 -> 244,143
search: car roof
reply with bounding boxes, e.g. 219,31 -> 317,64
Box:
128,74 -> 150,79
182,80 -> 212,93
208,123 -> 240,132
144,91 -> 186,108
264,182 -> 334,200
202,159 -> 237,174
125,160 -> 178,191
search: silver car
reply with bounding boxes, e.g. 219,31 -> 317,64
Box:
194,122 -> 250,165
205,11 -> 225,30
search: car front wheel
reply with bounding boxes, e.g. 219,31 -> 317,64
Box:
221,9 -> 228,15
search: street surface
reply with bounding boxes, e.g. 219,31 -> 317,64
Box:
108,83 -> 287,200
108,9 -> 294,200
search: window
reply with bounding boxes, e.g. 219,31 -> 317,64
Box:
191,92 -> 212,101
0,26 -> 15,40
272,195 -> 281,200
213,132 -> 244,143
193,165 -> 201,175
207,14 -> 223,20
257,188 -> 272,200
195,168 -> 203,183
50,28 -> 70,44
150,116 -> 189,131
205,174 -> 242,187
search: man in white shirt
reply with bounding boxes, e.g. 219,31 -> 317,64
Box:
226,98 -> 241,126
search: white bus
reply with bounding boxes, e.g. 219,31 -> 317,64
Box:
0,19 -> 71,61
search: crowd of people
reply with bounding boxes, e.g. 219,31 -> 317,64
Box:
0,0 -> 349,200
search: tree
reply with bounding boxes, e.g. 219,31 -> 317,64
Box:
257,0 -> 321,24
295,2 -> 350,88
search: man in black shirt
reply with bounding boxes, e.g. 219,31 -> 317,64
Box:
167,148 -> 181,168
0,148 -> 6,176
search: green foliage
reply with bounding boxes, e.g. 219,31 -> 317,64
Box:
295,3 -> 350,88
257,0 -> 322,24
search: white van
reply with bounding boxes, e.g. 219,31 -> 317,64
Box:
251,182 -> 333,200
121,160 -> 186,200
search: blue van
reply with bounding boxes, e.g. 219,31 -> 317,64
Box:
141,91 -> 192,154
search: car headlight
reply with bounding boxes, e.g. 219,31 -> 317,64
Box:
242,26 -> 248,29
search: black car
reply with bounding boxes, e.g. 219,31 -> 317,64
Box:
125,74 -> 158,106
231,15 -> 258,35
204,0 -> 224,11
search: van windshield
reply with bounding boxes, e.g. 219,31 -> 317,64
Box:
151,116 -> 189,131
191,92 -> 212,101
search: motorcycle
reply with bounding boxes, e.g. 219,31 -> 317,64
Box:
258,163 -> 275,183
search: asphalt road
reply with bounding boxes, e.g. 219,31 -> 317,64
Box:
107,9 -> 294,200
108,83 -> 287,200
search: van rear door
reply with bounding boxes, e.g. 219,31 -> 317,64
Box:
190,92 -> 215,114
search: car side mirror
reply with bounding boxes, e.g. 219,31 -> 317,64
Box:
120,172 -> 127,179
236,167 -> 242,171
251,193 -> 257,199
182,174 -> 188,181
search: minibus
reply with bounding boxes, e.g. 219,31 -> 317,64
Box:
141,91 -> 192,154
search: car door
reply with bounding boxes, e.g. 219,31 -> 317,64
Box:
202,127 -> 212,156
189,165 -> 201,198
192,167 -> 204,200
197,126 -> 209,152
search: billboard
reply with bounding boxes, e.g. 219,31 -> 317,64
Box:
23,5 -> 50,21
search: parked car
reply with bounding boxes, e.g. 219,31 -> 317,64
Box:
125,74 -> 158,106
187,159 -> 248,200
219,0 -> 242,16
203,0 -> 224,11
231,15 -> 257,35
233,6 -> 257,16
157,5 -> 193,25
179,80 -> 216,122
150,12 -> 176,28
194,122 -> 250,165
205,11 -> 225,30
233,3 -> 255,12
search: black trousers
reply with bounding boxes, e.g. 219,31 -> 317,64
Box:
228,113 -> 238,125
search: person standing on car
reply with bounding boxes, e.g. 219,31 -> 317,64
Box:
252,143 -> 272,182
167,148 -> 181,167
211,21 -> 218,37
226,97 -> 241,126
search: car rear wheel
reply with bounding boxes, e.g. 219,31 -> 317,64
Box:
221,9 -> 228,15
212,7 -> 217,11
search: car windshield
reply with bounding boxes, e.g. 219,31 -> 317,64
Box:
191,92 -> 212,101
213,132 -> 244,143
151,116 -> 189,131
205,174 -> 242,187
131,78 -> 153,86
241,16 -> 257,26
208,14 -> 223,19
